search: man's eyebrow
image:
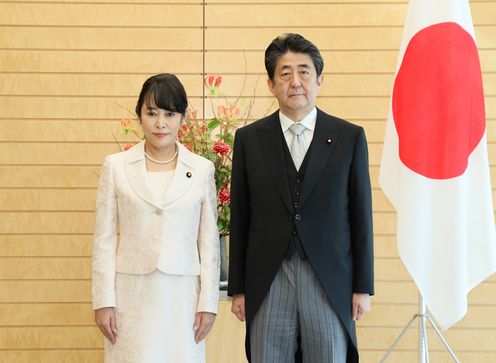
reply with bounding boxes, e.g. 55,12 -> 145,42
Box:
279,64 -> 311,70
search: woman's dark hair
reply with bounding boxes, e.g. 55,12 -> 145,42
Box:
264,33 -> 324,81
135,73 -> 188,118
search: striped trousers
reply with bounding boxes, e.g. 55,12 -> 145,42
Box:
250,253 -> 347,363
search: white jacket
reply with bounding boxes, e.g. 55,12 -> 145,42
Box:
92,141 -> 220,313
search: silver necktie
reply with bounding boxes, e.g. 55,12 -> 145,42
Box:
289,123 -> 307,170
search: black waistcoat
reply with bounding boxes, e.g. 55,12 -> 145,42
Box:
281,131 -> 313,260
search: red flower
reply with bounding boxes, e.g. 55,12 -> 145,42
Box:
123,143 -> 135,151
177,123 -> 192,141
213,140 -> 230,156
214,75 -> 222,87
204,74 -> 222,95
205,75 -> 215,87
218,187 -> 230,203
120,119 -> 135,134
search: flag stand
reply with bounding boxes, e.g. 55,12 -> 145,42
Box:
379,292 -> 460,363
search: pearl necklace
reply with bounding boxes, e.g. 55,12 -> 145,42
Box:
144,149 -> 178,164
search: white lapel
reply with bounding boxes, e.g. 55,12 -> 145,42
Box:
163,142 -> 195,206
124,141 -> 163,210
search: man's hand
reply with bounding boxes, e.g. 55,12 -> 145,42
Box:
194,312 -> 216,343
352,293 -> 371,321
231,294 -> 246,321
95,307 -> 117,344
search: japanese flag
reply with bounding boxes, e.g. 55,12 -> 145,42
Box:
379,0 -> 496,329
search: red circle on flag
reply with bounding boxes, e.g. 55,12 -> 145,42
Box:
392,22 -> 485,179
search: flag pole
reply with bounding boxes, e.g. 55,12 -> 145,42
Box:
379,292 -> 460,363
418,294 -> 428,362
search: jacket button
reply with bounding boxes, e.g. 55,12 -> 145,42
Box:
292,229 -> 297,235
295,214 -> 301,221
294,190 -> 300,196
296,178 -> 302,183
155,209 -> 163,215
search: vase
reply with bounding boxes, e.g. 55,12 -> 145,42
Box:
219,234 -> 228,290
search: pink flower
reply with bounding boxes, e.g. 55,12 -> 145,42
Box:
123,143 -> 135,151
217,103 -> 240,120
218,187 -> 230,203
217,105 -> 227,118
186,107 -> 198,121
213,140 -> 230,156
230,103 -> 241,117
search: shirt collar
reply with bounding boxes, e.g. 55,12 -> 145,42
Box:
279,107 -> 317,133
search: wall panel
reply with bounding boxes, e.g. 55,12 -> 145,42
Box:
0,27 -> 203,50
0,50 -> 204,73
0,235 -> 92,256
0,3 -> 202,26
0,281 -> 91,303
0,74 -> 204,96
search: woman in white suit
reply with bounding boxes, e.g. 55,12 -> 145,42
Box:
92,73 -> 220,362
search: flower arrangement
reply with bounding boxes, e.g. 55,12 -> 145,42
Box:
176,75 -> 256,235
117,74 -> 256,236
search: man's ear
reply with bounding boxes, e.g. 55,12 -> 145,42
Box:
317,74 -> 324,86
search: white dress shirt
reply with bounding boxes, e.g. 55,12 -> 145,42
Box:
279,107 -> 317,157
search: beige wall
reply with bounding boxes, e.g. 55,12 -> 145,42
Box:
0,0 -> 495,362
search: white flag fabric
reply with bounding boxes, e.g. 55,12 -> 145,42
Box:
379,0 -> 496,329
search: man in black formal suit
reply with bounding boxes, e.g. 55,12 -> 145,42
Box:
228,33 -> 374,363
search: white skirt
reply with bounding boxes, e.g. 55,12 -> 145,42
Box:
105,269 -> 204,363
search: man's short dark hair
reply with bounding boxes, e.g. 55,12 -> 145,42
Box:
264,33 -> 324,81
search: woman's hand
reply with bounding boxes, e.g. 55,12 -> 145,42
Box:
95,307 -> 117,344
194,312 -> 216,343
